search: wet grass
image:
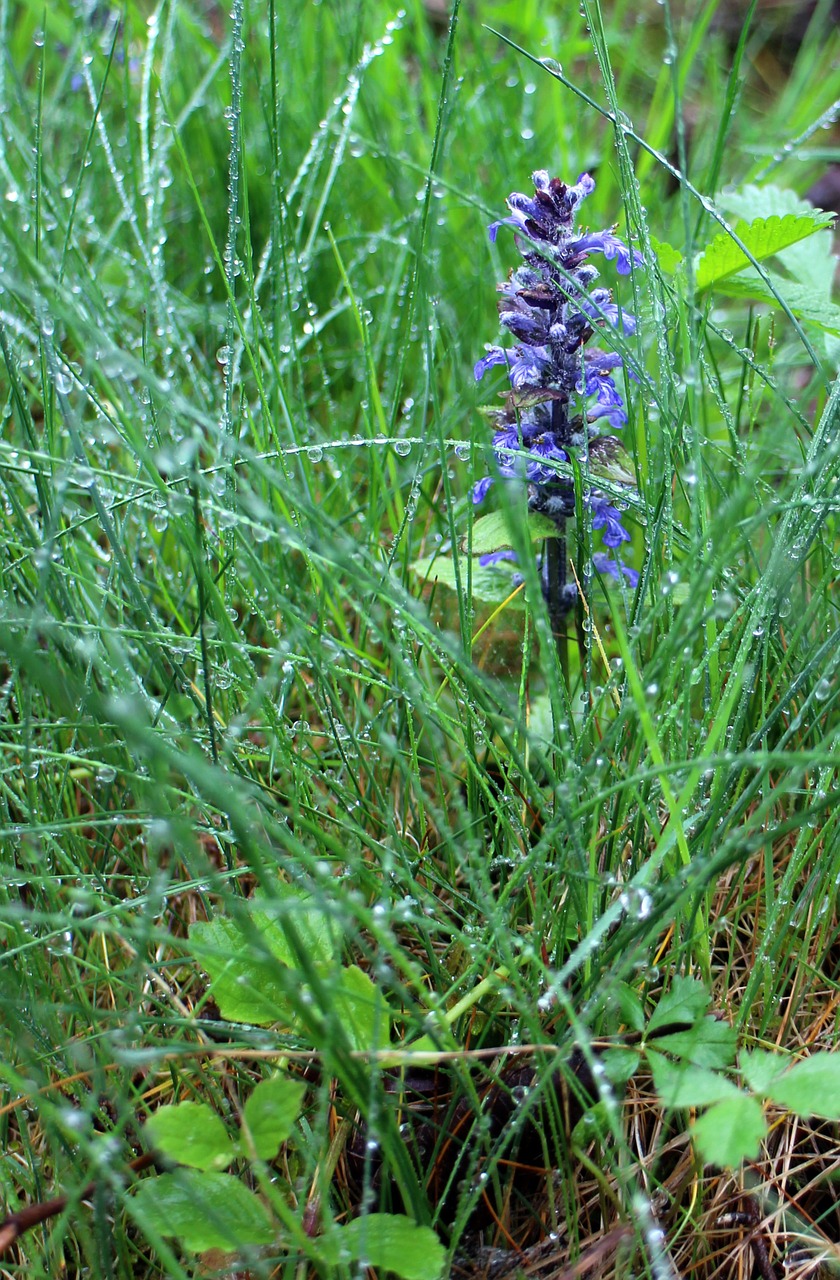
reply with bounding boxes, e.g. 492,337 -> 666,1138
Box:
1,0 -> 840,1276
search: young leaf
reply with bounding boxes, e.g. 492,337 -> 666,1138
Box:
740,1048 -> 788,1095
144,1102 -> 236,1171
646,975 -> 710,1034
243,1075 -> 307,1160
691,1095 -> 766,1168
764,1052 -> 840,1120
695,212 -> 834,292
649,1053 -> 741,1108
332,965 -> 391,1052
318,1214 -> 445,1280
131,1170 -> 275,1252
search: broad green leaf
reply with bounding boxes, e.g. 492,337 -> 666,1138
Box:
333,965 -> 391,1052
318,1214 -> 445,1280
131,1170 -> 275,1251
717,182 -> 824,223
243,1075 -> 307,1159
649,1053 -> 741,1108
740,1048 -> 788,1095
190,917 -> 294,1026
650,237 -> 684,274
410,553 -> 527,607
695,212 -> 834,292
718,186 -> 835,299
144,1102 -> 235,1172
653,1020 -> 738,1070
765,1052 -> 840,1119
251,887 -> 340,970
467,509 -> 558,555
647,975 -> 710,1034
691,1095 -> 766,1167
712,271 -> 840,336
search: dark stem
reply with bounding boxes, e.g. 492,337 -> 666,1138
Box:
545,526 -> 570,680
0,1152 -> 156,1255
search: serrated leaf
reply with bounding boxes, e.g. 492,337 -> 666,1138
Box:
717,183 -> 823,223
647,976 -> 710,1034
695,212 -> 834,292
650,237 -> 684,274
691,1095 -> 766,1167
144,1102 -> 236,1172
649,1053 -> 741,1108
653,1019 -> 738,1070
318,1214 -> 445,1280
713,271 -> 840,336
740,1048 -> 788,1094
333,965 -> 391,1053
131,1170 -> 275,1251
765,1052 -> 840,1119
243,1075 -> 307,1159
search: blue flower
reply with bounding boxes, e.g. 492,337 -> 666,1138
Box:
479,549 -> 518,567
590,496 -> 631,548
566,229 -> 644,275
592,553 -> 639,587
472,476 -> 495,504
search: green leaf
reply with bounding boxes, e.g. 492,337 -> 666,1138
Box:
614,982 -> 646,1033
131,1170 -> 275,1251
650,237 -> 684,274
251,889 -> 340,970
601,1048 -> 640,1085
647,975 -> 710,1034
691,1095 -> 766,1167
243,1075 -> 307,1159
410,553 -> 527,607
189,889 -> 340,1027
318,1214 -> 445,1280
649,1053 -> 741,1108
764,1052 -> 840,1119
143,1102 -> 236,1171
695,212 -> 834,292
712,271 -> 840,336
467,509 -> 558,556
652,1019 -> 738,1069
333,965 -> 391,1052
190,916 -> 294,1026
740,1048 -> 788,1094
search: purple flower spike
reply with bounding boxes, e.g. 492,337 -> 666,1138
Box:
472,166 -> 645,605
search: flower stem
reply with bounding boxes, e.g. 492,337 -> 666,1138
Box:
545,525 -> 570,682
